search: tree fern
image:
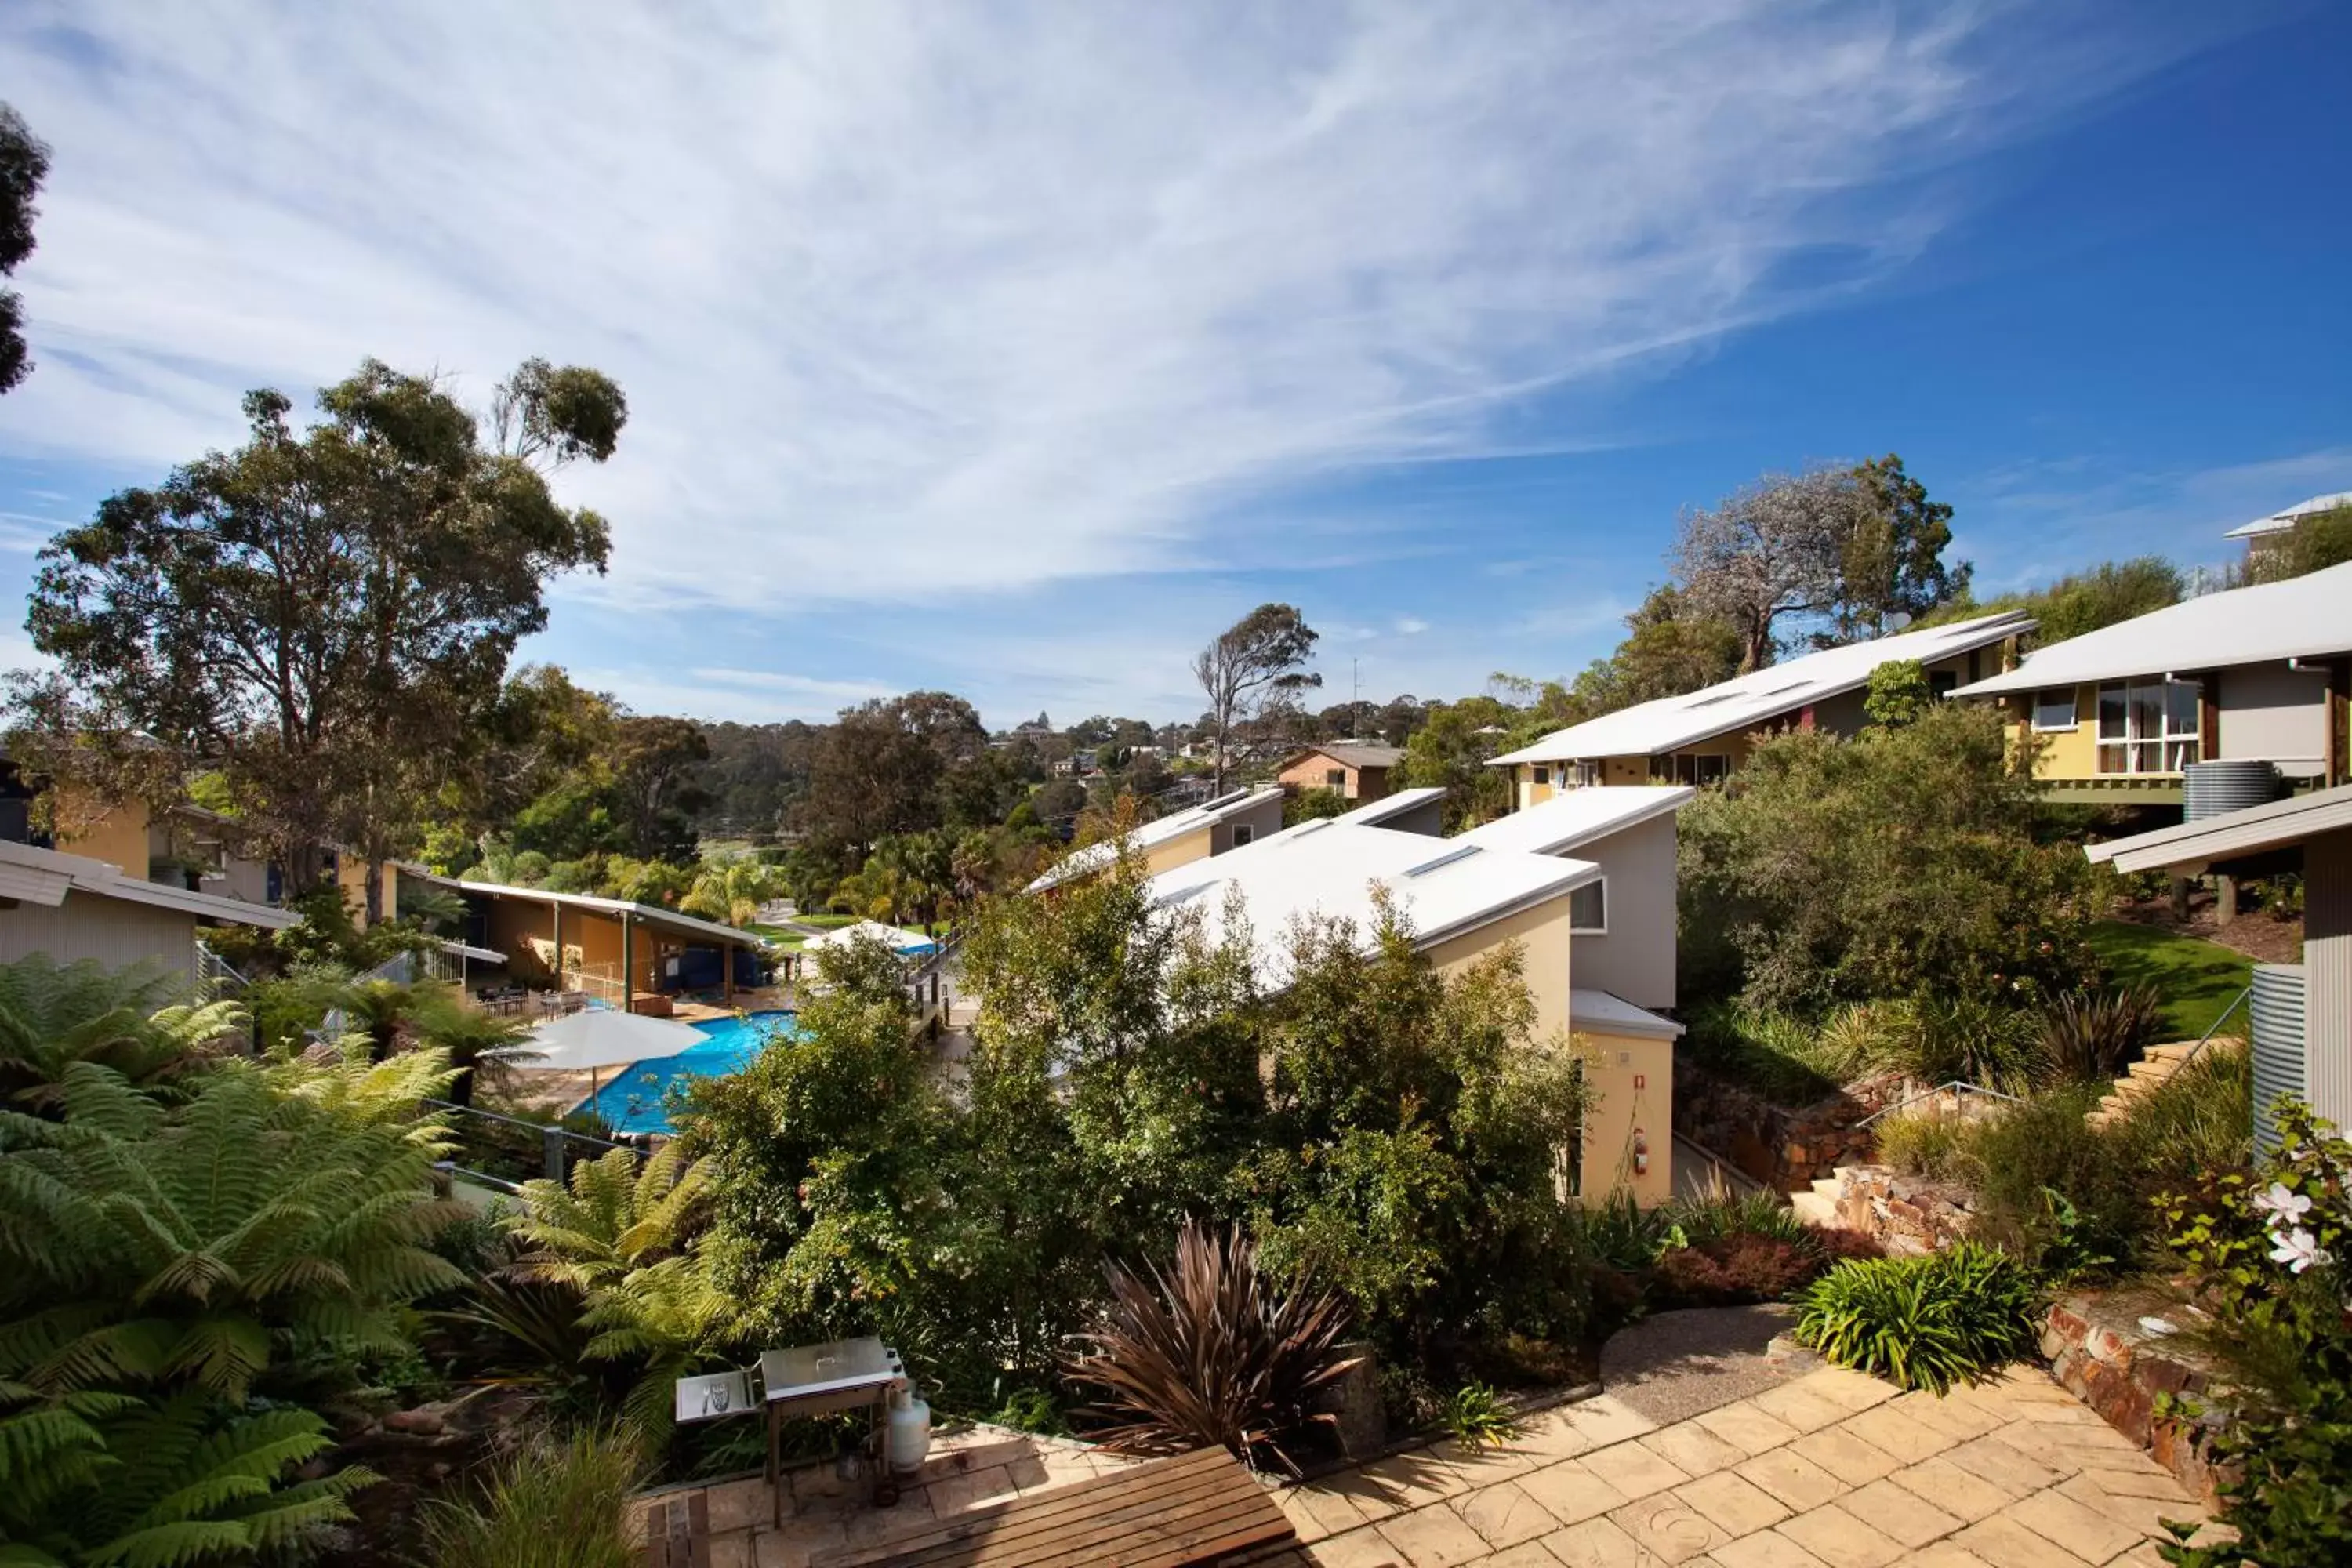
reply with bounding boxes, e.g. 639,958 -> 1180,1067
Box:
0,1392 -> 372,1567
0,956 -> 207,1109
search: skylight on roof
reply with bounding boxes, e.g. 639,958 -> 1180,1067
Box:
1682,691 -> 1740,708
1402,844 -> 1481,879
1763,680 -> 1811,696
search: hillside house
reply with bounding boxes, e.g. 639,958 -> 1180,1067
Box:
1276,742 -> 1405,802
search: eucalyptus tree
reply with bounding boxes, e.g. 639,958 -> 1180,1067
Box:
1192,604 -> 1321,793
0,102 -> 49,394
17,358 -> 626,916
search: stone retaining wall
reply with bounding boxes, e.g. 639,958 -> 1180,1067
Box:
1671,1066 -> 1919,1192
2042,1294 -> 2227,1505
1824,1163 -> 1979,1254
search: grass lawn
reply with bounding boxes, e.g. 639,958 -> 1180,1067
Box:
2088,920 -> 2254,1042
746,923 -> 803,949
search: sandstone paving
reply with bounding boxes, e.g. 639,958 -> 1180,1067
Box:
1285,1366 -> 2218,1566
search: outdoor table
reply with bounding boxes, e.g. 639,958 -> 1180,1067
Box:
758,1338 -> 907,1526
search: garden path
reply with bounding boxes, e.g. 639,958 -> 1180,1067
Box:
1280,1363 -> 2218,1567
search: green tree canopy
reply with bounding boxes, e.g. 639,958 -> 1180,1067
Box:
1679,704 -> 2105,1013
16,359 -> 626,909
1193,604 -> 1322,793
0,102 -> 49,394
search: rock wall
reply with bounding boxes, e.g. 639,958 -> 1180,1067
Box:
1824,1163 -> 1979,1254
1672,1066 -> 1920,1192
2042,1294 -> 2227,1505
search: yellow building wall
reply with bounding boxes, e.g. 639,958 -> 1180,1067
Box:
1573,1029 -> 1675,1209
336,860 -> 401,924
2004,684 -> 2102,780
54,793 -> 151,875
1421,896 -> 1578,1058
1142,828 -> 1216,877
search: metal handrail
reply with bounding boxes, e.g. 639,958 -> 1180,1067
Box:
1854,1079 -> 2024,1131
420,1097 -> 633,1152
2178,984 -> 2252,1068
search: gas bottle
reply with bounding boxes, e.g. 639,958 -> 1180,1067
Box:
887,1386 -> 932,1477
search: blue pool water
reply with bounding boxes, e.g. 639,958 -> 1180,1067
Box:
578,1011 -> 801,1135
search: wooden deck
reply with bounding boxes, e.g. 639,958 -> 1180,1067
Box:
811,1447 -> 1294,1568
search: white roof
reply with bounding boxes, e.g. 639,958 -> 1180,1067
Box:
1491,612 -> 2033,766
456,879 -> 768,948
0,838 -> 299,928
1027,786 -> 1284,891
1570,989 -> 1686,1040
1951,561 -> 2352,699
2085,781 -> 2352,874
2224,491 -> 2352,539
802,919 -> 938,955
1454,786 -> 1694,857
1143,818 -> 1596,992
1329,786 -> 1446,828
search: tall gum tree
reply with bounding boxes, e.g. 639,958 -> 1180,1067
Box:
16,358 -> 626,917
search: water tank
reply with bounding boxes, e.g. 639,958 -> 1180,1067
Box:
2183,760 -> 2283,822
2249,963 -> 2307,1152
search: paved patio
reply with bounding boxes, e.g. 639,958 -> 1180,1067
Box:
1277,1364 -> 2219,1567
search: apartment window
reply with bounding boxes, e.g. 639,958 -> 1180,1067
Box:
1654,753 -> 1730,786
2031,689 -> 2078,732
2096,679 -> 2201,775
1230,824 -> 1254,848
1929,670 -> 1959,699
1568,760 -> 1599,788
1532,765 -> 1551,786
1324,768 -> 1345,788
1569,878 -> 1606,934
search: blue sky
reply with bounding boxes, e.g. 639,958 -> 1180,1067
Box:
2,2 -> 2347,728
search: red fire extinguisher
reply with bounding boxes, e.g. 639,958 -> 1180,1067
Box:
1632,1127 -> 1650,1177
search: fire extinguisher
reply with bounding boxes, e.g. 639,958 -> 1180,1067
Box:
1632,1127 -> 1650,1177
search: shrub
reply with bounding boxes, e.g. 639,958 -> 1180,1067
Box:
1440,1382 -> 1523,1451
420,1425 -> 648,1568
2155,1101 -> 2350,1566
1062,1221 -> 1362,1475
1907,995 -> 2045,1094
1872,1106 -> 1975,1182
1793,1243 -> 2039,1394
1656,1234 -> 1820,1305
2040,984 -> 2164,1082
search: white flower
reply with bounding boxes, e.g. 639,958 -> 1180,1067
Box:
2252,1182 -> 2314,1223
2267,1227 -> 2332,1276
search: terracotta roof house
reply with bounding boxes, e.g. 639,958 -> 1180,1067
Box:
1277,742 -> 1406,803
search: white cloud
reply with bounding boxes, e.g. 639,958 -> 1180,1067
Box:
1394,616 -> 1430,637
0,2 -> 2217,622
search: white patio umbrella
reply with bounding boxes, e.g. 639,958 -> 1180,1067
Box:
484,1007 -> 706,1123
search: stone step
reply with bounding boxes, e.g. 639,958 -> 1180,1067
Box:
1790,1189 -> 1837,1225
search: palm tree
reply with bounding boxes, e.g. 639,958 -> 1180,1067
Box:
681,857 -> 786,928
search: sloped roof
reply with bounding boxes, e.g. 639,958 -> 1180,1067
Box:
1951,561 -> 2352,699
2085,781 -> 2352,873
1329,786 -> 1446,829
1287,742 -> 1406,770
1026,786 -> 1284,892
2224,491 -> 2352,540
456,879 -> 768,947
1570,989 -> 1686,1040
1490,612 -> 2033,766
1143,818 -> 1596,993
1454,786 -> 1694,857
0,839 -> 299,928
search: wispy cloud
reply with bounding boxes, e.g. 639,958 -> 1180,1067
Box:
0,1 -> 2218,628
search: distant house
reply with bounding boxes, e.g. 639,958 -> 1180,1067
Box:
42,790 -> 276,907
448,877 -> 769,1012
1454,786 -> 1693,1012
1489,612 -> 2032,809
2224,491 -> 2351,564
0,838 -> 297,985
1950,561 -> 2352,802
1276,742 -> 1406,802
1144,817 -> 1675,1205
1025,786 -> 1286,893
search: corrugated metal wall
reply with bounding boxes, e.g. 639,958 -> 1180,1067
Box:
0,891 -> 201,985
2250,963 -> 2308,1152
2303,829 -> 2351,1133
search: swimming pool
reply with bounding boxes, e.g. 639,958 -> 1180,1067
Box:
579,1010 -> 801,1135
